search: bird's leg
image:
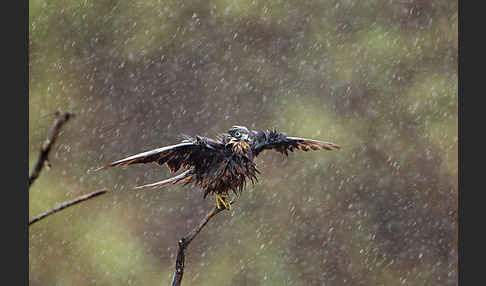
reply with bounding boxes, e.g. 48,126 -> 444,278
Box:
214,193 -> 231,210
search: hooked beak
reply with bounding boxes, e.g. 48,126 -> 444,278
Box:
241,134 -> 249,142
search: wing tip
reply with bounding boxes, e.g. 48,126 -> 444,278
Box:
324,142 -> 341,150
133,184 -> 160,190
89,160 -> 128,173
313,140 -> 340,151
133,180 -> 170,190
89,165 -> 111,173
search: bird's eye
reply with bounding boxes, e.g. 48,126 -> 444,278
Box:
234,131 -> 241,137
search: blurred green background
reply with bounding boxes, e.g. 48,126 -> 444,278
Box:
29,0 -> 457,285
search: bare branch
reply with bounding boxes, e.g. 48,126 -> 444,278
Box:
29,111 -> 74,189
29,189 -> 108,226
170,204 -> 230,286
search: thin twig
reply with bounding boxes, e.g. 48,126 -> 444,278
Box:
170,204 -> 230,286
29,111 -> 74,189
29,189 -> 108,226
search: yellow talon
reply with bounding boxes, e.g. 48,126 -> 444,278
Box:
215,193 -> 231,210
215,194 -> 222,209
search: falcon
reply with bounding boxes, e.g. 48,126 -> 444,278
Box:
99,126 -> 340,210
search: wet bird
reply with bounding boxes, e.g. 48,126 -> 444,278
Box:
99,126 -> 340,210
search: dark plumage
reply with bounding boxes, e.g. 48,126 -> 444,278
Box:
99,125 -> 340,209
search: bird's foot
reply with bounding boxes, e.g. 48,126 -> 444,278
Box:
215,193 -> 231,210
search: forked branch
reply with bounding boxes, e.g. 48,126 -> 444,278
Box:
29,111 -> 109,226
170,204 -> 230,286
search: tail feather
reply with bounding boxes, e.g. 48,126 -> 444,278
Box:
134,169 -> 193,190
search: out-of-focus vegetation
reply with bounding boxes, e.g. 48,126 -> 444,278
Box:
29,0 -> 457,285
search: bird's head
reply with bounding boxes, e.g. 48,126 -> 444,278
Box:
228,125 -> 250,142
227,125 -> 252,154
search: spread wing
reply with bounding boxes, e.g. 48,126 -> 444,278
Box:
96,136 -> 224,173
251,129 -> 340,157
